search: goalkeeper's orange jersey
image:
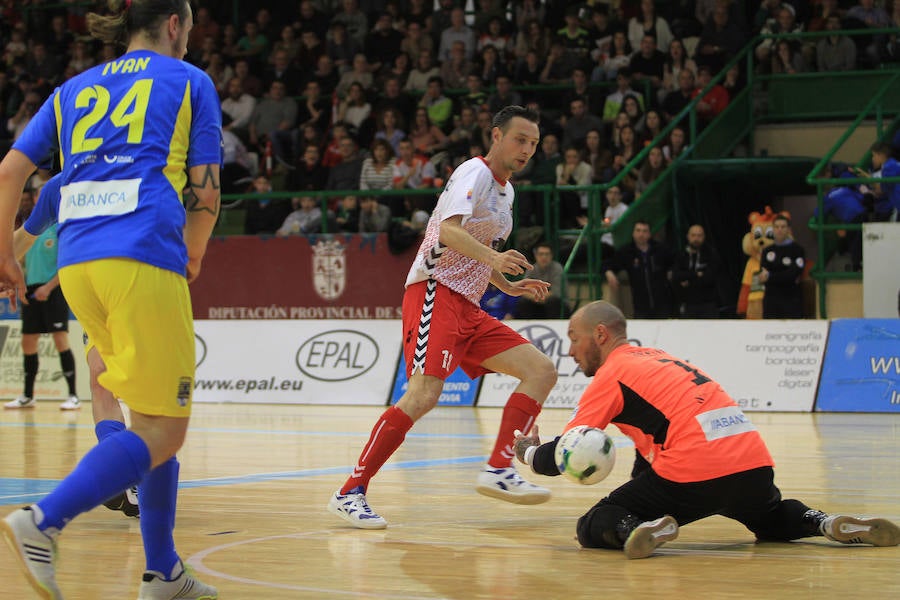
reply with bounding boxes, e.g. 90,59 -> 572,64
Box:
564,344 -> 774,483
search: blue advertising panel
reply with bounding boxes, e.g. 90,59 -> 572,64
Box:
389,354 -> 479,407
816,319 -> 900,412
0,298 -> 19,320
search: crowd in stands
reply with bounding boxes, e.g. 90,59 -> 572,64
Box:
0,1 -> 897,245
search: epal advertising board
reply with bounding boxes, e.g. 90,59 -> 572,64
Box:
192,320 -> 400,404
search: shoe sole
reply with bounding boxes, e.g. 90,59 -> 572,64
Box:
475,483 -> 551,505
828,517 -> 900,546
0,518 -> 57,600
59,405 -> 80,411
326,498 -> 388,530
624,515 -> 679,559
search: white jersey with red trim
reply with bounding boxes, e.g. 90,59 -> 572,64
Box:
405,157 -> 514,305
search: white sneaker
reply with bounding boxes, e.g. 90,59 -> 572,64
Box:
624,515 -> 679,559
475,465 -> 551,505
5,395 -> 35,409
0,506 -> 62,599
327,490 -> 388,529
821,515 -> 900,546
59,395 -> 80,411
137,561 -> 218,599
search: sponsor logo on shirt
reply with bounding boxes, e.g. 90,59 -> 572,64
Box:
103,154 -> 135,165
695,406 -> 757,441
176,376 -> 192,407
59,178 -> 141,223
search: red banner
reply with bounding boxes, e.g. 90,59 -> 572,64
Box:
191,234 -> 418,319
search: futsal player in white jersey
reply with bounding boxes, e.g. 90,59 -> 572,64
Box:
329,106 -> 558,529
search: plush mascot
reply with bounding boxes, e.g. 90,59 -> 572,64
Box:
737,207 -> 790,319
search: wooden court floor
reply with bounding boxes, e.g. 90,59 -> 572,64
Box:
1,403 -> 898,599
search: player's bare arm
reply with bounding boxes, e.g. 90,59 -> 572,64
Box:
183,162 -> 221,283
0,149 -> 35,308
13,227 -> 37,262
439,214 -> 532,276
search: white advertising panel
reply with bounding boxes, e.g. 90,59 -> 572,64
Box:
192,320 -> 401,405
863,222 -> 900,318
477,320 -> 662,409
477,320 -> 827,413
655,320 -> 828,412
0,320 -> 91,401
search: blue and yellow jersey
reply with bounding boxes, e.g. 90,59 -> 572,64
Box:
13,50 -> 222,276
24,174 -> 61,238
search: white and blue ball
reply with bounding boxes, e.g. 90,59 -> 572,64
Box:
554,425 -> 616,485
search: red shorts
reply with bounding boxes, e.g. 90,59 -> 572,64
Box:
402,280 -> 529,380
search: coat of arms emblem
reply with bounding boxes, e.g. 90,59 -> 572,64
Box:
312,239 -> 346,300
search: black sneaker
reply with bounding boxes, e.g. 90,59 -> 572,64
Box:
624,515 -> 679,559
103,486 -> 140,518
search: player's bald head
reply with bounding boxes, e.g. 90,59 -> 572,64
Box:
574,301 -> 627,339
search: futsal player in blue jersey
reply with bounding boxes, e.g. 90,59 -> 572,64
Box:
15,174 -> 140,518
0,1 -> 221,598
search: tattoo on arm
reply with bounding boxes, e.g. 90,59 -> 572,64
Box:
184,164 -> 220,216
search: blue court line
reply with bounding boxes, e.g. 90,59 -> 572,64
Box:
0,435 -> 638,507
0,455 -> 491,506
0,421 -> 493,440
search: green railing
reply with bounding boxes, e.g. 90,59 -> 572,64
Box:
663,28 -> 900,318
805,71 -> 900,317
754,28 -> 900,124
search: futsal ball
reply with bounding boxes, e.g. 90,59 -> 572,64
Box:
554,425 -> 616,485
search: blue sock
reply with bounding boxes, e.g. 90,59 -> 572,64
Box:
95,419 -> 126,442
36,430 -> 151,532
140,457 -> 181,577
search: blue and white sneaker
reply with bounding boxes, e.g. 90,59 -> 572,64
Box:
0,506 -> 62,599
476,465 -> 551,505
328,489 -> 388,529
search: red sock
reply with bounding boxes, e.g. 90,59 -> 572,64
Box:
340,405 -> 413,495
487,392 -> 542,469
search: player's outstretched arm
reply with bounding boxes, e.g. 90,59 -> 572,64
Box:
490,269 -> 551,301
183,163 -> 221,283
439,215 -> 532,276
508,278 -> 551,301
514,426 -> 561,477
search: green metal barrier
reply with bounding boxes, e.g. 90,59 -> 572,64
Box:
805,72 -> 900,317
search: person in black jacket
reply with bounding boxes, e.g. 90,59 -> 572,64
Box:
603,220 -> 674,319
672,224 -> 721,318
759,215 -> 805,319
